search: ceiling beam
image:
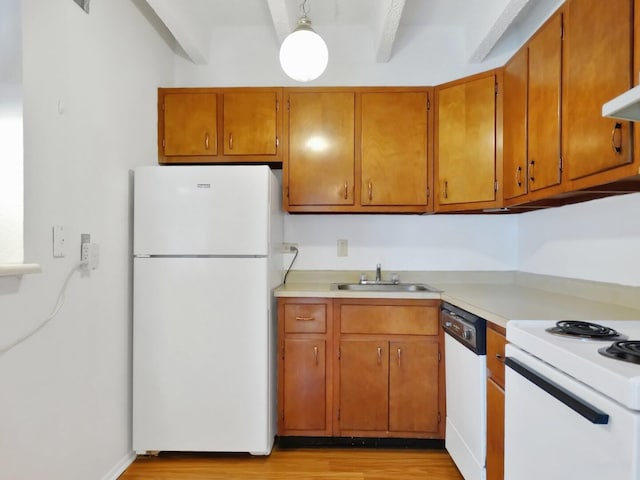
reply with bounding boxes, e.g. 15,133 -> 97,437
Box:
467,0 -> 533,62
374,0 -> 406,63
267,0 -> 293,45
144,0 -> 208,65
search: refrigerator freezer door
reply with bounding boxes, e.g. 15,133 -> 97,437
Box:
134,165 -> 271,256
132,256 -> 275,454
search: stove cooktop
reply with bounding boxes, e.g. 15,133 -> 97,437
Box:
507,320 -> 640,410
546,320 -> 628,341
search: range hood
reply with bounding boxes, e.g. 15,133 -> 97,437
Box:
602,84 -> 640,121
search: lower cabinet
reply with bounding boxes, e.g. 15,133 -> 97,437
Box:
486,324 -> 507,480
277,297 -> 444,439
278,298 -> 333,436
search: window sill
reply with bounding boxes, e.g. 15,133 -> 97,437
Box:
0,263 -> 42,277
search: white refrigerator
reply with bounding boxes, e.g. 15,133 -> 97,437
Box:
132,165 -> 283,455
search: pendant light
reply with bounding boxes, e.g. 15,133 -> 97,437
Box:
279,0 -> 328,82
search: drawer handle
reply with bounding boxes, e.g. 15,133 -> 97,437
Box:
611,122 -> 622,154
295,316 -> 315,322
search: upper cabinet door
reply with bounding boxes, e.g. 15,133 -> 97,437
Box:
436,73 -> 497,208
563,0 -> 633,182
360,91 -> 429,207
527,11 -> 562,193
163,92 -> 218,157
286,91 -> 355,207
222,91 -> 279,156
502,47 -> 528,201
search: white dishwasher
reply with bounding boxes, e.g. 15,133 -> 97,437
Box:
441,302 -> 487,480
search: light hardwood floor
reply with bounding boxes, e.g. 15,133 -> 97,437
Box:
119,448 -> 464,479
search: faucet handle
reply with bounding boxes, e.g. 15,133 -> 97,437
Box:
359,273 -> 367,284
391,273 -> 399,284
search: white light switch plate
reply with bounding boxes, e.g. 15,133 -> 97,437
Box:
53,225 -> 65,257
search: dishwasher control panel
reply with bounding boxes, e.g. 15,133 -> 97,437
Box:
441,302 -> 486,355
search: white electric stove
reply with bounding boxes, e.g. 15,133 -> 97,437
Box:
504,320 -> 640,480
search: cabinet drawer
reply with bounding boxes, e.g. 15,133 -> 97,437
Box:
487,326 -> 507,388
284,304 -> 327,333
340,305 -> 438,335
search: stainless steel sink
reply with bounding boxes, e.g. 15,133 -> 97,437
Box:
333,283 -> 440,293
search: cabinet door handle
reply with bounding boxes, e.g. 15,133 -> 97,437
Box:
397,347 -> 402,367
368,182 -> 373,201
344,182 -> 348,200
295,316 -> 315,322
529,160 -> 535,183
313,346 -> 318,365
516,165 -> 522,187
443,180 -> 448,199
204,133 -> 210,150
611,122 -> 622,154
495,353 -> 505,363
377,346 -> 382,364
229,133 -> 234,150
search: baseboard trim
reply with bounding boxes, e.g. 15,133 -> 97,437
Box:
276,436 -> 446,450
101,451 -> 136,480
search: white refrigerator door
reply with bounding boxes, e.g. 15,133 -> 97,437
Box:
134,165 -> 271,256
132,257 -> 275,454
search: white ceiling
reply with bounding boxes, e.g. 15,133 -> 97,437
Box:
143,0 -> 563,69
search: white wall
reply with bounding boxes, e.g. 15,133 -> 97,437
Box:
285,213 -> 517,271
517,193 -> 640,287
0,1 -> 173,479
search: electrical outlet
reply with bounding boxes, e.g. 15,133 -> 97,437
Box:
81,243 -> 100,270
282,242 -> 298,253
80,233 -> 90,260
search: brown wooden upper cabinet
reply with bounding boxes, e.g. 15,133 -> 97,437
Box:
562,0 -> 634,188
503,10 -> 563,204
161,91 -> 218,158
360,91 -> 430,208
284,88 -> 432,213
435,71 -> 502,211
158,88 -> 282,164
285,89 -> 356,208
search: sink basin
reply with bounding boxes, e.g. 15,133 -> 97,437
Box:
333,283 -> 440,293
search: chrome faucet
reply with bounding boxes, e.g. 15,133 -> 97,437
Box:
375,263 -> 382,282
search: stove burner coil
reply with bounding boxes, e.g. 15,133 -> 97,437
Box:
546,320 -> 624,340
599,341 -> 640,365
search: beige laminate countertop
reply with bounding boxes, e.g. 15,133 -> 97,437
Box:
275,271 -> 640,329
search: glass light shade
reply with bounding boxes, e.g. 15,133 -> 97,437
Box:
279,18 -> 328,82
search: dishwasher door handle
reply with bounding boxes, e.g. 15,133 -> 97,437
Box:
505,357 -> 609,425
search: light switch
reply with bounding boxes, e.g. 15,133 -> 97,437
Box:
52,225 -> 65,258
337,239 -> 348,257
